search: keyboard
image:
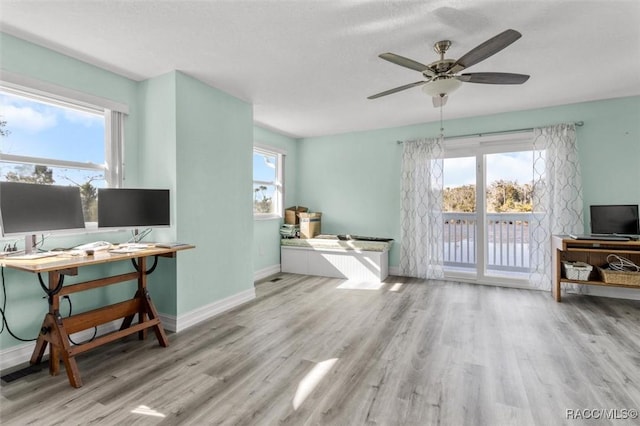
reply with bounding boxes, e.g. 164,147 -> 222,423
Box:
5,251 -> 59,260
109,246 -> 148,253
154,242 -> 188,248
123,243 -> 153,249
569,234 -> 630,241
73,241 -> 112,251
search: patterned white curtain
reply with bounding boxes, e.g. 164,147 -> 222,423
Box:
400,137 -> 445,279
530,123 -> 584,290
105,110 -> 125,188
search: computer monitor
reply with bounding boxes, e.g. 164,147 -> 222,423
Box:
590,204 -> 639,235
97,188 -> 170,230
0,182 -> 86,252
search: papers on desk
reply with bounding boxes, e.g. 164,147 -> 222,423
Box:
109,247 -> 147,253
3,251 -> 59,260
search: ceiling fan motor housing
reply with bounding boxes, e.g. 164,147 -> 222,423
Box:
426,59 -> 456,76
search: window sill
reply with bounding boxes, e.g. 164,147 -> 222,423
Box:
254,214 -> 282,221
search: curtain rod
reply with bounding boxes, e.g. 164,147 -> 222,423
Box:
396,121 -> 584,144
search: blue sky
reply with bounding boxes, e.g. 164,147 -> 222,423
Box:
253,151 -> 277,205
0,91 -> 105,186
444,151 -> 535,188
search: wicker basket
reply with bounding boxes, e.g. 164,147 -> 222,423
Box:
597,267 -> 640,286
562,261 -> 593,281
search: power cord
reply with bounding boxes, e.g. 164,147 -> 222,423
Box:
606,254 -> 640,272
0,267 -> 38,342
0,266 -> 97,345
63,295 -> 97,345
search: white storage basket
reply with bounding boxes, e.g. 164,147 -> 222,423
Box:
562,261 -> 593,281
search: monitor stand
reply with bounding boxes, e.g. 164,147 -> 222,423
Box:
24,234 -> 37,254
132,228 -> 151,243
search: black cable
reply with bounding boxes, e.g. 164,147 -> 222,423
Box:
0,267 -> 38,342
38,272 -> 64,300
131,255 -> 159,275
63,295 -> 97,346
1,267 -> 6,334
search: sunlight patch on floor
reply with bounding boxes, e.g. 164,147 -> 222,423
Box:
389,282 -> 403,292
131,405 -> 166,418
336,281 -> 385,290
293,358 -> 338,410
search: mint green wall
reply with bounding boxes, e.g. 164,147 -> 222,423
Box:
0,34 -> 255,350
0,33 -> 144,350
174,72 -> 254,313
298,96 -> 640,267
136,72 -> 179,315
253,126 -> 299,274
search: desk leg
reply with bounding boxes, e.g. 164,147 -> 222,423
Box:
119,257 -> 169,347
143,289 -> 169,347
50,312 -> 82,387
30,330 -> 48,365
553,248 -> 562,302
29,271 -> 84,387
138,257 -> 148,340
30,312 -> 83,387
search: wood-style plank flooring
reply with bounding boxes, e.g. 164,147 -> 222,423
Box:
1,274 -> 639,425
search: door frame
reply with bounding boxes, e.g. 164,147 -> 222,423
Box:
443,131 -> 535,287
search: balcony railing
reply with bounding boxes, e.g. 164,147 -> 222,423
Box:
444,212 -> 531,273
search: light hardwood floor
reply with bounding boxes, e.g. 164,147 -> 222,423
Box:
1,274 -> 639,425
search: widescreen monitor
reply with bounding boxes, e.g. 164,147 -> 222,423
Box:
0,181 -> 86,237
590,204 -> 639,235
98,188 -> 170,229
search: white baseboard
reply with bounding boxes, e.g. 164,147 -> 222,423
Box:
0,341 -> 36,372
1,288 -> 256,371
161,287 -> 256,333
254,264 -> 281,282
389,266 -> 400,276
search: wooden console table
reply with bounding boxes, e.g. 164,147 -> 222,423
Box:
1,245 -> 193,387
552,236 -> 640,302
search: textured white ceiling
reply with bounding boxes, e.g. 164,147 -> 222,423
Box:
1,0 -> 639,138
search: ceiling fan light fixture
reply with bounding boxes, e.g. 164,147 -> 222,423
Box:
421,77 -> 462,97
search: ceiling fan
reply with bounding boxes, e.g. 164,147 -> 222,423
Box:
368,29 -> 530,107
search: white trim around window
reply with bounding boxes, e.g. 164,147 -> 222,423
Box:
253,143 -> 286,220
0,70 -> 129,113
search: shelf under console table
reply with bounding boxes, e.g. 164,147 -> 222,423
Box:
1,245 -> 194,388
552,235 -> 640,302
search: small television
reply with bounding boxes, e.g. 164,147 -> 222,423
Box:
590,204 -> 639,235
0,182 -> 86,252
98,188 -> 170,229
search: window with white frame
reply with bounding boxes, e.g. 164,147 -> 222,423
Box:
253,144 -> 284,218
0,83 -> 125,225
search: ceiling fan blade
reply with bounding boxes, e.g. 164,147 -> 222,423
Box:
379,53 -> 435,76
457,72 -> 530,84
449,29 -> 522,74
432,95 -> 448,108
367,81 -> 427,99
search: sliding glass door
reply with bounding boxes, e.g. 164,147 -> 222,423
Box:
443,134 -> 534,284
485,151 -> 533,279
443,156 -> 477,273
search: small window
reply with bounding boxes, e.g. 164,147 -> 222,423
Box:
0,85 -> 124,225
253,145 -> 284,219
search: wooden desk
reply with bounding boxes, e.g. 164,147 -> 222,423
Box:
1,245 -> 193,388
552,236 -> 640,302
